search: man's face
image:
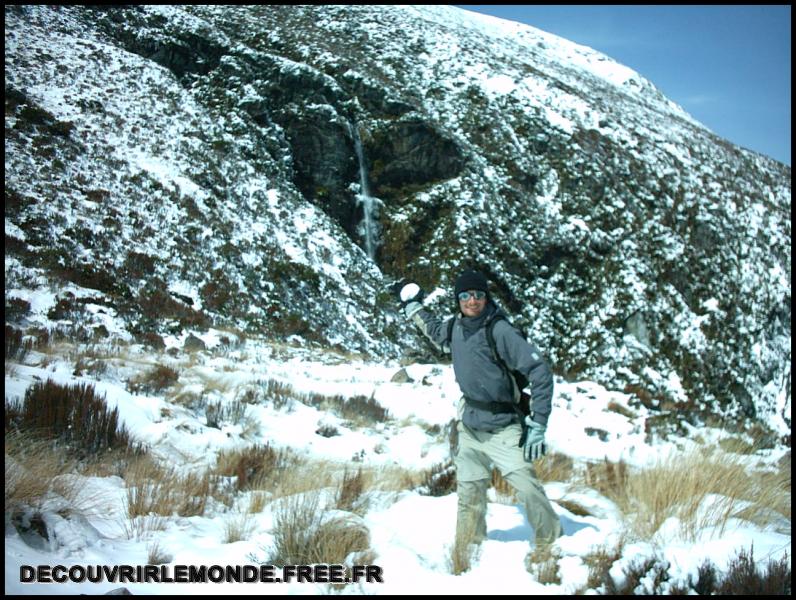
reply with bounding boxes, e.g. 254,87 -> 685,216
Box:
458,290 -> 487,318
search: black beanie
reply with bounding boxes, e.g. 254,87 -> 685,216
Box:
454,269 -> 489,297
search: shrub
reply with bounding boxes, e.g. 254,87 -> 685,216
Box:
215,443 -> 286,491
335,468 -> 367,514
10,379 -> 132,458
689,558 -> 720,595
580,540 -> 684,593
73,355 -> 109,379
205,399 -> 248,429
315,423 -> 339,438
581,539 -> 626,592
341,393 -> 390,425
136,284 -> 212,330
419,460 -> 456,497
5,297 -> 32,322
265,379 -> 299,410
305,391 -> 390,426
716,546 -> 791,595
582,544 -> 791,595
611,557 -> 671,595
127,364 -> 180,395
263,379 -> 390,425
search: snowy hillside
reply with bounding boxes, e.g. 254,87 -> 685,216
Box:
4,5 -> 792,594
5,5 -> 790,438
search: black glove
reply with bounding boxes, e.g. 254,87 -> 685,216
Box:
389,280 -> 406,304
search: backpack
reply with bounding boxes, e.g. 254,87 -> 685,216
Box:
445,313 -> 531,417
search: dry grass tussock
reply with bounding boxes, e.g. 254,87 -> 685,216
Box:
535,451 -> 575,483
5,379 -> 145,529
578,537 -> 627,593
266,491 -> 373,567
5,430 -> 78,513
334,467 -> 369,515
215,445 -> 334,500
123,454 -> 222,521
581,447 -> 790,542
223,512 -> 258,544
627,447 -> 790,541
215,444 -> 425,513
526,543 -> 563,584
489,453 -> 575,504
5,429 -> 125,529
147,540 -> 173,565
365,463 -> 426,493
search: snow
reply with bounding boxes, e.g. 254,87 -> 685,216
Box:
4,329 -> 790,595
414,4 -> 700,127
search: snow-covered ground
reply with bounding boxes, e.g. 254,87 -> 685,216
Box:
4,298 -> 790,594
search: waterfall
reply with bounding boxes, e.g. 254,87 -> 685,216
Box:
349,122 -> 380,261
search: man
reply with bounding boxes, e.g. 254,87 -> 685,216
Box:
397,269 -> 562,555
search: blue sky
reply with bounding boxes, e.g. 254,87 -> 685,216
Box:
454,5 -> 791,166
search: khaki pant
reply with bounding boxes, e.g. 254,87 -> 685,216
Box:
454,421 -> 562,547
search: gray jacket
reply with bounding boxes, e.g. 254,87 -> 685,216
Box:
410,302 -> 554,431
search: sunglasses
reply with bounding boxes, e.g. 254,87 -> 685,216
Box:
457,290 -> 487,302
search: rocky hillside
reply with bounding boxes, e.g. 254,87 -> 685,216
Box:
4,5 -> 790,437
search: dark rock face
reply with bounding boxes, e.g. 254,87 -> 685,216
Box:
140,35 -> 226,80
367,119 -> 466,200
281,110 -> 360,239
102,9 -> 226,81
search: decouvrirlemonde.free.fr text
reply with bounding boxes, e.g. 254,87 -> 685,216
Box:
20,564 -> 384,585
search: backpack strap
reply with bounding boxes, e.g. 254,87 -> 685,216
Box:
486,314 -> 521,401
485,314 -> 505,365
